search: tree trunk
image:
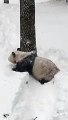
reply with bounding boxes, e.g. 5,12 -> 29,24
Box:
20,0 -> 36,52
4,0 -> 9,3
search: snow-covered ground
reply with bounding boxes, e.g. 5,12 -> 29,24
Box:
0,1 -> 68,120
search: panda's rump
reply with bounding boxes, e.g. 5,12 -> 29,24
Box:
32,57 -> 50,80
32,57 -> 59,81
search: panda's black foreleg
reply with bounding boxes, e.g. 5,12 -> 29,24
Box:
12,63 -> 22,72
39,79 -> 49,84
12,60 -> 28,72
12,65 -> 22,72
12,67 -> 17,71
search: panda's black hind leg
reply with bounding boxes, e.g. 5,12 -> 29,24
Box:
39,79 -> 49,84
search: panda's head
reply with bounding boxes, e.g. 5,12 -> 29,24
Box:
8,51 -> 32,64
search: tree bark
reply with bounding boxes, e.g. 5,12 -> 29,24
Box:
20,0 -> 36,52
4,0 -> 9,3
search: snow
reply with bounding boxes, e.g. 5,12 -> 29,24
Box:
9,0 -> 19,4
0,0 -> 49,4
35,0 -> 50,3
0,1 -> 68,120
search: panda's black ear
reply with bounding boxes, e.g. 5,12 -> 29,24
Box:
12,52 -> 16,57
17,48 -> 21,51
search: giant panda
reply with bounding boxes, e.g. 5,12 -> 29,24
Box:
8,50 -> 60,84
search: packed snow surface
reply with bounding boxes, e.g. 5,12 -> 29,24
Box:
0,1 -> 68,120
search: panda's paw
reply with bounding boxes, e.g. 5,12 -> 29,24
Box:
39,79 -> 45,84
39,79 -> 49,84
12,67 -> 17,71
3,114 -> 9,118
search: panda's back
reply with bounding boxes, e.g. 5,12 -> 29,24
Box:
32,57 -> 59,81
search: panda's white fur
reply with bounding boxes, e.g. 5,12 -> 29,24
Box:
8,51 -> 60,84
32,57 -> 59,81
8,51 -> 32,64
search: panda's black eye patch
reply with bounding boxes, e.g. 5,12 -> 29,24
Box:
12,52 -> 16,57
